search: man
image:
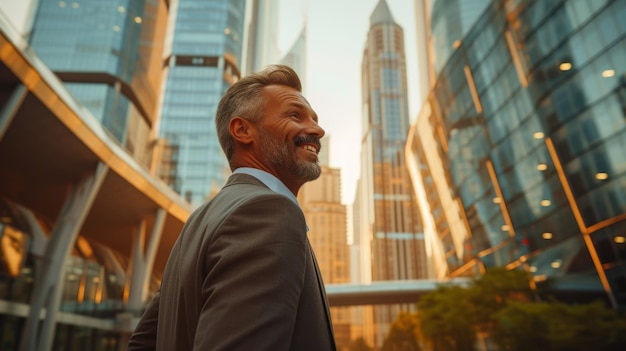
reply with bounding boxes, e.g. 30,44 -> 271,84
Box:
128,65 -> 337,350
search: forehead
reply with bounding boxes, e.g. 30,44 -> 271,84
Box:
262,84 -> 313,110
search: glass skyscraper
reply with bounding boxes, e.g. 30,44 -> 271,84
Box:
356,0 -> 427,347
157,0 -> 246,206
29,0 -> 169,168
280,25 -> 307,90
244,0 -> 280,75
359,0 -> 426,284
408,0 -> 626,307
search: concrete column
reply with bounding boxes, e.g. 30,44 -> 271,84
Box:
126,208 -> 166,312
12,202 -> 49,256
19,163 -> 108,351
0,84 -> 27,141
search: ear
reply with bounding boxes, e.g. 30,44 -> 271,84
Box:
229,117 -> 255,145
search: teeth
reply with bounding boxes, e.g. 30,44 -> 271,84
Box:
303,145 -> 317,153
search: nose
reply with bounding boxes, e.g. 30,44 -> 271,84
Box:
312,123 -> 325,138
305,117 -> 325,138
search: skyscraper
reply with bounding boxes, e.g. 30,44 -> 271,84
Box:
356,0 -> 427,347
29,0 -> 170,168
280,25 -> 307,89
407,0 -> 626,308
244,0 -> 280,74
157,0 -> 246,206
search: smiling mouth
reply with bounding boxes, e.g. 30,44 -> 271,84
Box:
295,136 -> 321,155
302,144 -> 318,154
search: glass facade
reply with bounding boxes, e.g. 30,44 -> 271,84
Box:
158,0 -> 246,206
416,0 -> 626,306
279,26 -> 307,89
0,4 -> 176,348
244,0 -> 280,75
429,0 -> 489,75
0,197 -> 146,350
29,0 -> 168,168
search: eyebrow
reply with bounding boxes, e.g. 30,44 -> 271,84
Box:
288,102 -> 318,122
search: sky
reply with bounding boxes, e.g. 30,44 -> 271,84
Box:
0,0 -> 421,204
0,0 -> 31,31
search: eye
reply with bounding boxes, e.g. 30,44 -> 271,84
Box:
289,112 -> 301,119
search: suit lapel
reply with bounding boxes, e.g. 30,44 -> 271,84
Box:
307,239 -> 336,349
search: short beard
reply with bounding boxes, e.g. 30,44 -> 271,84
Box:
259,129 -> 322,182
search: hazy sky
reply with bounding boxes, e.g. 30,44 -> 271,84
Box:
0,0 -> 421,204
0,0 -> 31,32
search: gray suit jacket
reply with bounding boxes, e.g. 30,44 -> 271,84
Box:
128,173 -> 336,350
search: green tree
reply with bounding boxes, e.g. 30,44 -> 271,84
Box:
408,268 -> 626,351
418,285 -> 476,351
542,301 -> 626,351
382,312 -> 422,351
469,268 -> 533,306
492,300 -> 626,351
417,268 -> 536,351
490,300 -> 552,351
468,268 -> 533,333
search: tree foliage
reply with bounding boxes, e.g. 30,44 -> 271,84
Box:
492,300 -> 626,351
384,268 -> 626,351
418,285 -> 476,351
382,312 -> 422,351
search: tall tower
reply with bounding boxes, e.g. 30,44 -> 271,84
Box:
157,0 -> 246,206
244,0 -> 280,74
280,25 -> 307,90
28,0 -> 171,168
358,0 -> 427,347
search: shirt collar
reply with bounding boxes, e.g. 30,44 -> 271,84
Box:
232,167 -> 300,207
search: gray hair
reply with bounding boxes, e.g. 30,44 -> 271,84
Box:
215,65 -> 302,166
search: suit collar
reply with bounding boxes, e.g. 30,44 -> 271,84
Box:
231,167 -> 300,208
